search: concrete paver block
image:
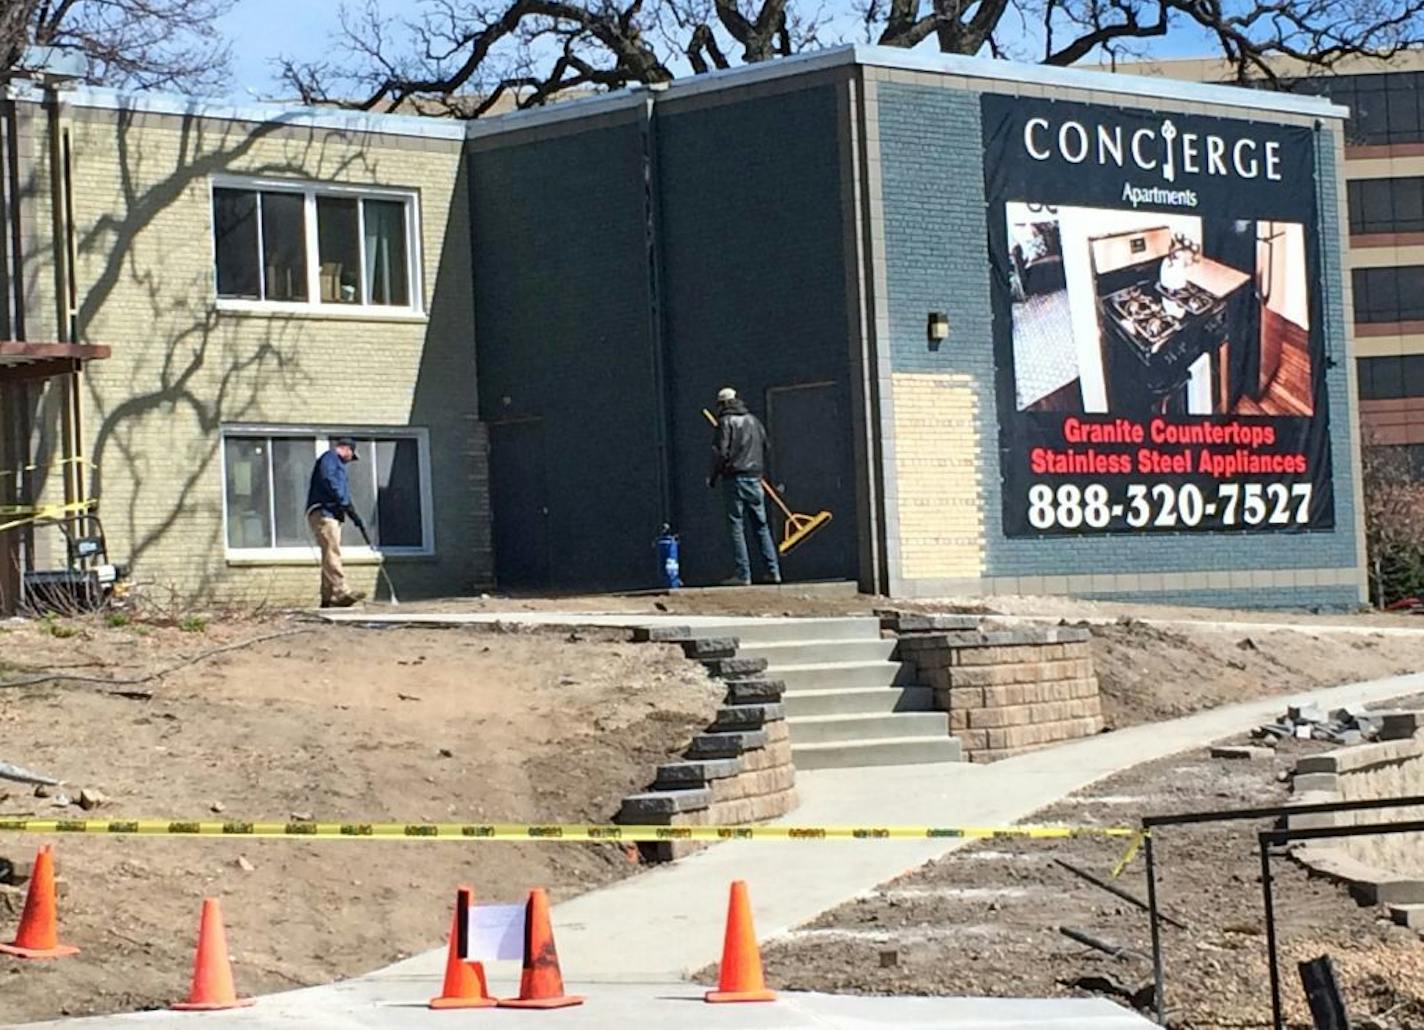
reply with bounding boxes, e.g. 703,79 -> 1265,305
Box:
654,758 -> 745,789
618,788 -> 712,818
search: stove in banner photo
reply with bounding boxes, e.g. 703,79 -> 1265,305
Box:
1090,226 -> 1251,419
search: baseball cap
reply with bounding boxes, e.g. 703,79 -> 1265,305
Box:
332,436 -> 360,460
716,387 -> 737,402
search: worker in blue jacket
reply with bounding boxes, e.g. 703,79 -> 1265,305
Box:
305,437 -> 367,608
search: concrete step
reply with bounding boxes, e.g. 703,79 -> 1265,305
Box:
686,617 -> 881,645
738,638 -> 899,666
788,711 -> 950,745
782,685 -> 937,718
793,735 -> 964,770
776,661 -> 914,691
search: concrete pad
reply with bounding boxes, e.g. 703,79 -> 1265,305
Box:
16,981 -> 1152,1028
318,611 -> 842,629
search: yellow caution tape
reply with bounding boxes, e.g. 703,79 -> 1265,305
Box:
0,819 -> 1137,842
1109,830 -> 1147,878
0,500 -> 95,516
0,456 -> 95,478
0,499 -> 96,533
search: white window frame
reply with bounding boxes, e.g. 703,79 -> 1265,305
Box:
220,424 -> 436,563
209,176 -> 425,320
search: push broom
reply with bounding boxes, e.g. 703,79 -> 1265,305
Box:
702,408 -> 832,555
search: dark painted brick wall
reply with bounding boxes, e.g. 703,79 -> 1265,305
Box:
469,119 -> 663,590
656,84 -> 858,584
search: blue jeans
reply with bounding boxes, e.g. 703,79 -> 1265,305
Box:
723,475 -> 780,584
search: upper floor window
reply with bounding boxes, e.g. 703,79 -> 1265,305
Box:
211,178 -> 421,315
1358,355 -> 1424,400
1349,177 -> 1424,235
1353,266 -> 1424,323
1284,73 -> 1424,147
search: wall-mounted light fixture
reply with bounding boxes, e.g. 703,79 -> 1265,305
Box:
927,311 -> 949,351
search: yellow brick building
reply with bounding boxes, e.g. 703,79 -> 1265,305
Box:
0,83 -> 488,606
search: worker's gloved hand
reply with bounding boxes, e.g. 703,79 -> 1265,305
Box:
344,505 -> 366,532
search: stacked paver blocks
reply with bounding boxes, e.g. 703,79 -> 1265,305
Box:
884,613 -> 1103,762
618,628 -> 798,860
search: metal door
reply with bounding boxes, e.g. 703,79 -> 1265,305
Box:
765,382 -> 856,583
489,418 -> 550,591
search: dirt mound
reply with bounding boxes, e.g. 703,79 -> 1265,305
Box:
0,616 -> 720,1023
1082,617 -> 1424,728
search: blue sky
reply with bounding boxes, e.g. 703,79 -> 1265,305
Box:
217,0 -> 368,98
216,0 -> 1215,101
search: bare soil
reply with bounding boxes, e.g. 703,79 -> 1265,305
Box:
1083,618 -> 1424,729
756,732 -> 1424,1029
0,614 -> 720,1024
404,586 -> 1424,628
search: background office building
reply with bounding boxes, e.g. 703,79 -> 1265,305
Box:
1131,54 -> 1424,474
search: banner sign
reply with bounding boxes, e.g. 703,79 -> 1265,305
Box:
982,95 -> 1334,536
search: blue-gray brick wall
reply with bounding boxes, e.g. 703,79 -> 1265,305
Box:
876,82 -> 1361,604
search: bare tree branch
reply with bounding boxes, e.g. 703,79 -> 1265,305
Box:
283,0 -> 1424,119
18,0 -> 235,91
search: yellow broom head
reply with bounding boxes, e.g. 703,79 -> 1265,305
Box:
779,511 -> 832,555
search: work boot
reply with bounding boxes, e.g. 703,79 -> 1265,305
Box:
719,576 -> 752,587
332,590 -> 367,608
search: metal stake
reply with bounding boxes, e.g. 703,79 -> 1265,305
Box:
1259,833 -> 1284,1030
1143,831 -> 1167,1024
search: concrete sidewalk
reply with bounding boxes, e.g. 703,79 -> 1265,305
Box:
18,669 -> 1424,1027
18,981 -> 1152,1028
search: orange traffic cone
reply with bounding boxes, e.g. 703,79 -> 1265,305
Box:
705,880 -> 775,1003
171,898 -> 254,1011
497,888 -> 583,1009
0,845 -> 78,959
430,886 -> 496,1009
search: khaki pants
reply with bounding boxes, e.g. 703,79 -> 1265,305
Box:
307,510 -> 347,605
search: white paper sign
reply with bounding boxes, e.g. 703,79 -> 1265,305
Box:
462,903 -> 526,961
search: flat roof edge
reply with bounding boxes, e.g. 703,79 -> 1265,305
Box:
464,89 -> 649,141
8,81 -> 468,142
463,46 -> 858,140
851,45 -> 1349,119
460,43 -> 1346,141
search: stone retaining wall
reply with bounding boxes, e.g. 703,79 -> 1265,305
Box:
887,617 -> 1104,762
617,629 -> 798,861
1289,712 -> 1424,914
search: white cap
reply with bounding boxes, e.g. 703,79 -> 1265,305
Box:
716,387 -> 737,402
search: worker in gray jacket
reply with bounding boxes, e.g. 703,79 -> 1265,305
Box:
708,387 -> 781,586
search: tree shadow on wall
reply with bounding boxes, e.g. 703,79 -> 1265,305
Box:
23,105 -> 382,600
